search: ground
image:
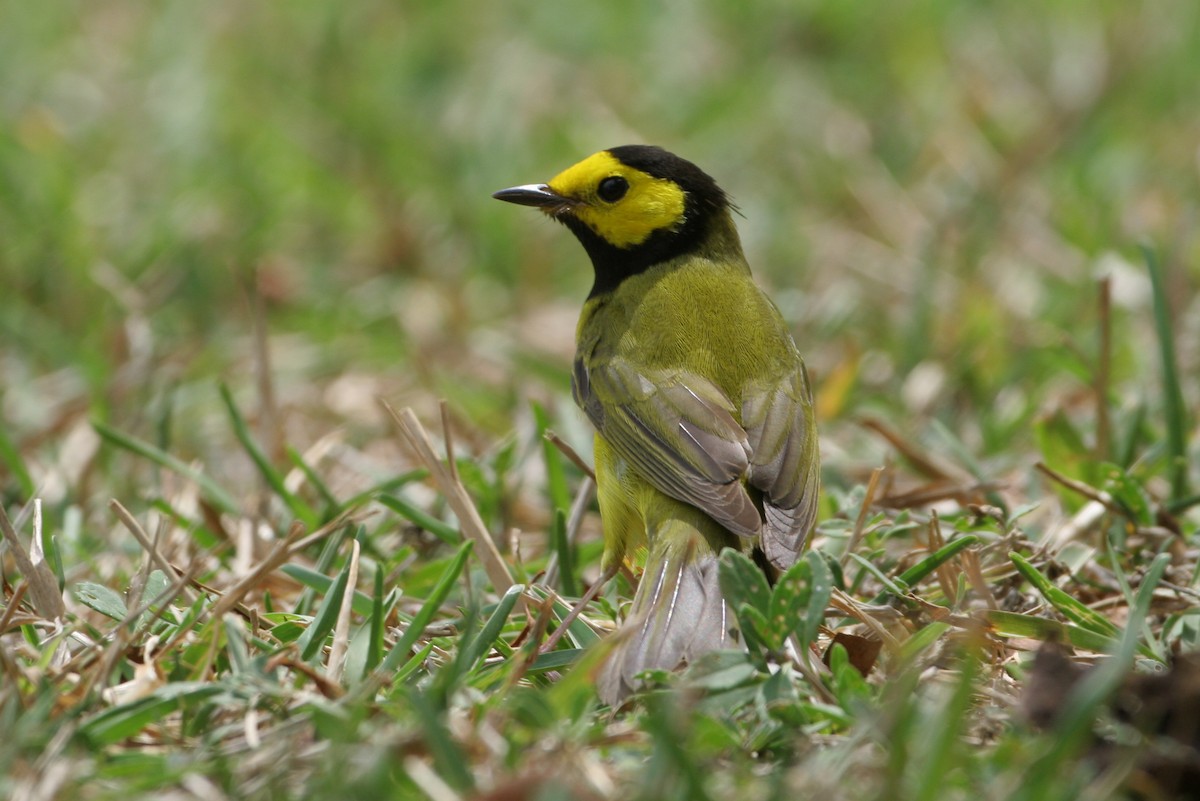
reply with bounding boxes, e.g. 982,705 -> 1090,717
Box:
2,3 -> 1199,799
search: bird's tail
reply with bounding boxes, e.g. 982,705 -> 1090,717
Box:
597,518 -> 736,706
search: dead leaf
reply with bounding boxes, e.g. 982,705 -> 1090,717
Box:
823,632 -> 882,677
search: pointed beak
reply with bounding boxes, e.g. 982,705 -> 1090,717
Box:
492,183 -> 571,209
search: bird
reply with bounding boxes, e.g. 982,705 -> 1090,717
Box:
493,145 -> 819,704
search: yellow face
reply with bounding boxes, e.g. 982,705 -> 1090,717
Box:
547,151 -> 687,249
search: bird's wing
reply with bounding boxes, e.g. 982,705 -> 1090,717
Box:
742,363 -> 821,569
573,355 -> 762,538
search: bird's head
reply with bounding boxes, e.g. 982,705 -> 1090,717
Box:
494,145 -> 740,296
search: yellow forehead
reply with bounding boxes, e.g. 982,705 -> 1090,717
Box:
547,151 -> 686,249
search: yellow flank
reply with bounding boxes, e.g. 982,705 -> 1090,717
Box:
592,435 -> 647,572
547,151 -> 686,248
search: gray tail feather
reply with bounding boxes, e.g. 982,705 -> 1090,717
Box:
597,535 -> 733,706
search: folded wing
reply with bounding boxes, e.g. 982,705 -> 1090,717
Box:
574,355 -> 819,567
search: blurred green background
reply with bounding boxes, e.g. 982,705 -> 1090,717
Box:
2,1 -> 1197,507
2,5 -> 1199,797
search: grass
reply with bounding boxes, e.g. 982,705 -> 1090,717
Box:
2,2 -> 1199,799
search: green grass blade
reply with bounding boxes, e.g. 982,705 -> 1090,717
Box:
281,563 -> 374,617
897,621 -> 952,665
224,616 -> 251,673
1022,552 -> 1171,795
293,525 -> 353,617
378,493 -> 460,545
296,558 -> 353,662
526,648 -> 584,673
406,689 -> 474,791
80,683 -> 223,746
393,642 -> 435,684
148,498 -> 220,549
550,508 -> 578,596
457,583 -> 524,678
365,568 -> 385,677
47,532 -> 65,593
1166,492 -> 1200,515
1009,552 -> 1121,639
92,421 -> 240,515
523,586 -> 600,649
0,424 -> 34,497
286,445 -> 341,512
852,553 -> 912,600
341,469 -> 429,511
866,535 -> 980,604
986,611 -> 1118,653
1115,400 -> 1147,470
370,541 -> 473,684
894,535 -> 980,588
913,646 -> 978,801
218,383 -> 319,529
1142,245 -> 1190,502
533,401 -> 572,515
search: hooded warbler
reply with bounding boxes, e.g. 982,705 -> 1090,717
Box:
494,145 -> 819,704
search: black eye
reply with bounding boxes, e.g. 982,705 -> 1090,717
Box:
597,175 -> 629,202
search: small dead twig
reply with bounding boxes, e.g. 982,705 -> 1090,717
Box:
876,480 -> 1005,510
843,466 -> 884,567
1036,460 -> 1137,546
0,582 -> 30,634
505,593 -> 559,690
327,538 -> 361,684
545,431 -> 596,482
928,511 -> 960,606
859,416 -> 966,482
148,512 -> 357,666
439,400 -> 459,485
0,501 -> 65,620
247,267 -> 284,465
539,564 -> 617,655
207,514 -> 353,622
76,556 -> 204,703
962,549 -> 1000,611
263,654 -> 344,700
1035,462 -> 1122,515
1045,500 -> 1109,552
109,499 -> 197,605
403,756 -> 461,801
828,589 -> 902,650
384,402 -> 515,599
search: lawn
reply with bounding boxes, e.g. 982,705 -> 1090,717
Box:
2,3 -> 1199,799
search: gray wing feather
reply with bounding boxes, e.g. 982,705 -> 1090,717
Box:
573,353 -> 819,566
574,356 -> 762,538
744,364 -> 820,569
